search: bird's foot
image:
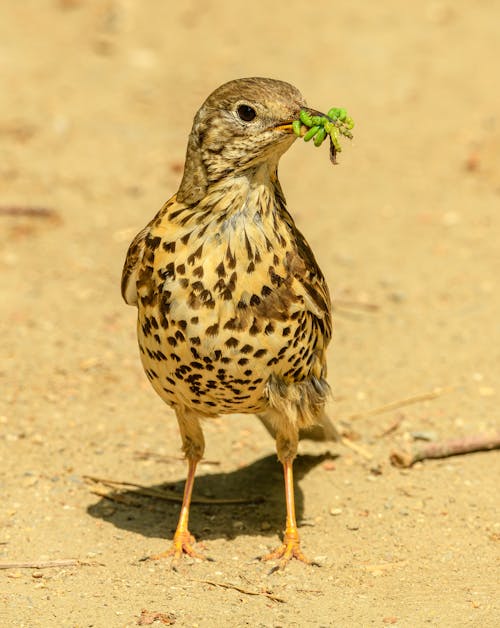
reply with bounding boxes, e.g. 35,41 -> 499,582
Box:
259,529 -> 318,574
149,530 -> 212,570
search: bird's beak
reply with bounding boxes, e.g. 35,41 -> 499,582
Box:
275,107 -> 327,135
275,121 -> 296,133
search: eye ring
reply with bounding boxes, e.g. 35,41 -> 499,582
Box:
236,104 -> 257,122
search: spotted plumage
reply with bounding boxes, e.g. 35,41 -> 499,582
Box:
122,77 -> 339,570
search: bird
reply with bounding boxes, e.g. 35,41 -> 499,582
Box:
121,77 -> 339,571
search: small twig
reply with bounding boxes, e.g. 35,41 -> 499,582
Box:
378,415 -> 404,438
340,436 -> 373,460
133,450 -> 186,463
84,475 -> 183,503
192,578 -> 285,603
90,489 -> 145,507
0,206 -> 60,220
390,431 -> 500,468
0,559 -> 100,570
134,450 -> 220,466
348,387 -> 451,421
84,475 -> 264,505
91,488 -> 177,514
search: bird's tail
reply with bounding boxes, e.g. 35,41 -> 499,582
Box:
257,409 -> 339,442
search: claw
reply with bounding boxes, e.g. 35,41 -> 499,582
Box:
149,530 -> 212,569
259,530 -> 318,573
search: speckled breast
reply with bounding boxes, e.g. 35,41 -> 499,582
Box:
135,199 -> 318,417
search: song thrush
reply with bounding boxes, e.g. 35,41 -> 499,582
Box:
122,77 -> 339,571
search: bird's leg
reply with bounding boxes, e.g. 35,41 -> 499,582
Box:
151,456 -> 207,563
151,411 -> 209,568
261,432 -> 314,571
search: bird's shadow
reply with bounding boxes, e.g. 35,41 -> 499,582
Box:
87,452 -> 337,543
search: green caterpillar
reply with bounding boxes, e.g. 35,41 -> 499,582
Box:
293,107 -> 354,163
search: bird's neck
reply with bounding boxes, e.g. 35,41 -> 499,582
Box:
165,161 -> 294,286
199,160 -> 285,222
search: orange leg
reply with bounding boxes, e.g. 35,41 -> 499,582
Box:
151,457 -> 208,569
261,459 -> 314,572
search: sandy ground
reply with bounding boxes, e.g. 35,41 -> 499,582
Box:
1,1 -> 499,626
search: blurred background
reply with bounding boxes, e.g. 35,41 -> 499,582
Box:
1,1 -> 498,625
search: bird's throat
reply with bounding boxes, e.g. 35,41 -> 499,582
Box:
201,162 -> 283,234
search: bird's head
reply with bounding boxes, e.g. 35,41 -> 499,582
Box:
177,77 -> 311,204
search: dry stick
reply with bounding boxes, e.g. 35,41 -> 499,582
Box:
390,431 -> 500,468
192,578 -> 285,603
90,488 -> 145,507
378,415 -> 404,438
134,450 -> 221,465
91,488 -> 181,514
83,475 -> 264,505
0,559 -> 100,570
340,436 -> 373,460
339,389 -> 450,459
347,387 -> 451,422
133,451 -> 185,463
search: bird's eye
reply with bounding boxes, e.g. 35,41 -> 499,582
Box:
237,104 -> 257,122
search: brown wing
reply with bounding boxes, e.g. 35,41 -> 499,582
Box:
121,225 -> 151,306
285,219 -> 333,343
271,179 -> 332,343
121,197 -> 177,306
258,211 -> 335,437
